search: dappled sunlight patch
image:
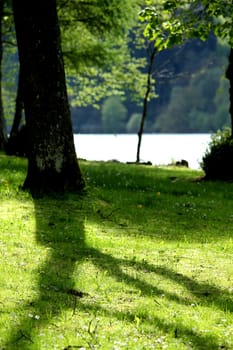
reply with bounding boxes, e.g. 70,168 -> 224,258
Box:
0,199 -> 45,347
0,200 -> 36,240
79,218 -> 233,347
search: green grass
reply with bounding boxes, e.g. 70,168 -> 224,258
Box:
1,153 -> 233,349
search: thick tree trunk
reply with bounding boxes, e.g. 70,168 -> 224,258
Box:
226,48 -> 233,138
0,0 -> 7,151
12,0 -> 85,193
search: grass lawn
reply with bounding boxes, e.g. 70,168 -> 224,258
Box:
0,153 -> 233,349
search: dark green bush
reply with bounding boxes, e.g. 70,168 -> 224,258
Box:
201,128 -> 233,180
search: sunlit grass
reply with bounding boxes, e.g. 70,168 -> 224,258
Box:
0,154 -> 233,349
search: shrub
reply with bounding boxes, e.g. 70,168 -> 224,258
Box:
201,127 -> 233,180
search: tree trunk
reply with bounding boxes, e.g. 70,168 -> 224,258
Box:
5,67 -> 25,156
136,44 -> 157,163
226,48 -> 233,138
9,67 -> 24,137
0,0 -> 7,151
12,0 -> 85,193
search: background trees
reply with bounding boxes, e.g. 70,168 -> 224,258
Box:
1,0 -> 149,136
140,0 -> 233,180
101,96 -> 128,133
0,0 -> 8,150
140,0 -> 232,133
1,0 -> 230,137
154,53 -> 230,133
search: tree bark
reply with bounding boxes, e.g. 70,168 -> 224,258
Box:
0,0 -> 7,151
12,0 -> 85,193
136,44 -> 157,163
226,48 -> 233,138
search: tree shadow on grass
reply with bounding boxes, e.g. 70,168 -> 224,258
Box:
3,195 -> 87,349
3,194 -> 232,349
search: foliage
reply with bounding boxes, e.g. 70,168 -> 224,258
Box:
1,0 -> 149,115
1,155 -> 233,349
59,0 -> 150,107
138,1 -> 232,134
205,0 -> 233,46
101,96 -> 127,133
139,0 -> 233,49
71,35 -> 230,133
201,127 -> 233,180
1,0 -> 230,134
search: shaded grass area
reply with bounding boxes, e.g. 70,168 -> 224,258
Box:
0,153 -> 233,349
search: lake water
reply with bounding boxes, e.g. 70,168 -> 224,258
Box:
74,133 -> 212,170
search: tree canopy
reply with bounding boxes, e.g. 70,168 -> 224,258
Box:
140,0 -> 232,49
